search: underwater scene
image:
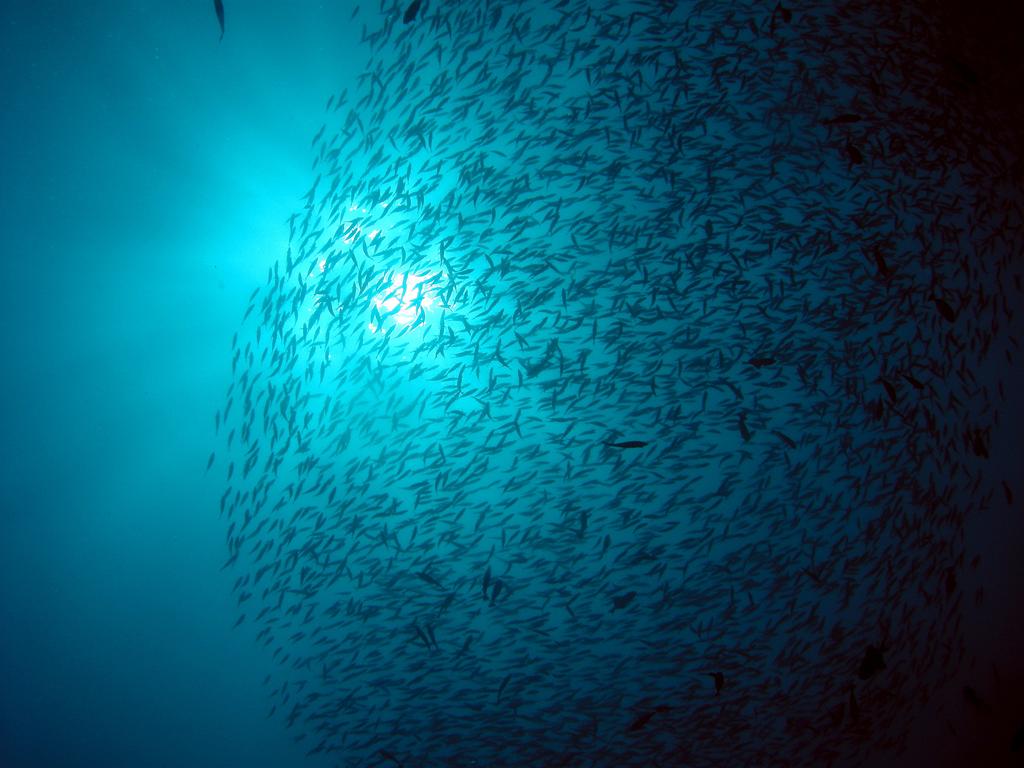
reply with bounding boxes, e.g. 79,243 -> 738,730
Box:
1,1 -> 1022,766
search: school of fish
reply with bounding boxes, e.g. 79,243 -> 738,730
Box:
210,0 -> 1023,765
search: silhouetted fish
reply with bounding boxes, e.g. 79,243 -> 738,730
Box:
403,0 -> 421,24
857,645 -> 886,680
213,0 -> 225,41
1012,722 -> 1024,752
933,296 -> 958,322
821,113 -> 862,125
709,672 -> 724,695
627,706 -> 669,732
612,591 -> 637,610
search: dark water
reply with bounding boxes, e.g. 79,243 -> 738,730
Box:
1,1 -> 1022,767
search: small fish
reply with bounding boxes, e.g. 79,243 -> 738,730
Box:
604,440 -> 648,449
857,645 -> 886,680
612,591 -> 637,610
709,672 -> 724,695
901,372 -> 924,390
413,624 -> 431,649
821,113 -> 862,125
830,701 -> 845,727
738,413 -> 751,442
497,673 -> 511,702
845,138 -> 863,166
772,430 -> 796,449
417,571 -> 444,590
872,247 -> 893,278
880,378 -> 898,405
748,357 -> 775,368
933,296 -> 958,322
403,0 -> 422,24
963,685 -> 990,713
213,0 -> 225,41
628,709 -> 660,732
1012,722 -> 1024,752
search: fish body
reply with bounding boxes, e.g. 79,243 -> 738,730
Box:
213,0 -> 225,41
612,591 -> 637,610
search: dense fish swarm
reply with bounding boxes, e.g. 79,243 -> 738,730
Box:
212,0 -> 1022,765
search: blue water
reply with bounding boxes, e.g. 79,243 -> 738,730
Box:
1,1 -> 1022,767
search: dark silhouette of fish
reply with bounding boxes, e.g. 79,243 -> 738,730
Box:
497,673 -> 511,702
830,701 -> 845,727
709,672 -> 724,695
213,0 -> 225,41
845,137 -> 863,166
901,372 -> 924,390
772,430 -> 796,449
821,113 -> 862,125
962,685 -> 989,713
416,570 -> 445,590
738,413 -> 751,442
932,295 -> 958,322
748,357 -> 775,368
604,440 -> 648,449
627,706 -> 670,732
857,645 -> 886,680
490,578 -> 503,605
612,591 -> 637,610
403,0 -> 422,24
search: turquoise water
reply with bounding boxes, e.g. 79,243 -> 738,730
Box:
1,1 -> 1022,766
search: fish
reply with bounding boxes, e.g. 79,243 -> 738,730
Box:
821,113 -> 862,125
213,0 -> 225,41
772,430 -> 796,449
845,138 -> 863,166
933,296 -> 958,323
747,357 -> 775,368
497,673 -> 511,702
738,413 -> 751,442
901,372 -> 924,390
603,440 -> 648,449
962,685 -> 989,713
403,0 -> 421,24
612,591 -> 637,611
627,707 -> 669,732
709,672 -> 724,695
416,570 -> 445,590
857,645 -> 886,680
